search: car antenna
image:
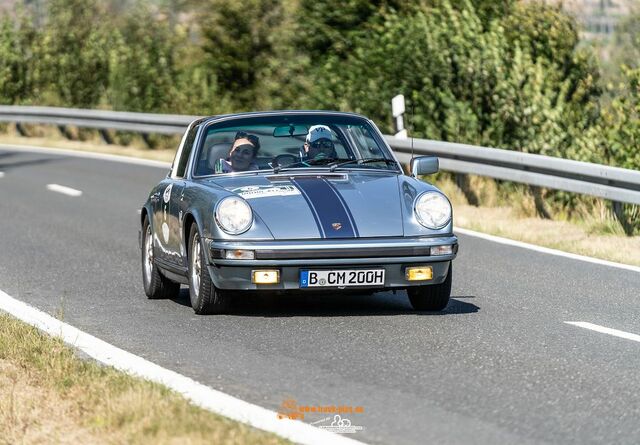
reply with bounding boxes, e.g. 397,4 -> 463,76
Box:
409,102 -> 415,176
410,102 -> 415,160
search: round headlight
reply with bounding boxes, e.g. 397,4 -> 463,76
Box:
215,196 -> 253,234
414,192 -> 451,229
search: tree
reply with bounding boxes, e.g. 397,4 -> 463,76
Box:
36,0 -> 110,108
296,0 -> 384,59
0,14 -> 36,104
108,3 -> 183,113
198,0 -> 285,109
468,0 -> 515,28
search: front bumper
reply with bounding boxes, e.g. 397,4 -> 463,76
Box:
205,235 -> 458,291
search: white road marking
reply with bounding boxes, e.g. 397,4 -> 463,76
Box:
565,322 -> 640,343
455,227 -> 640,274
46,183 -> 83,197
0,171 -> 4,178
0,289 -> 366,445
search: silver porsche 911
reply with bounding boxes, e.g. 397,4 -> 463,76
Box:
140,111 -> 458,314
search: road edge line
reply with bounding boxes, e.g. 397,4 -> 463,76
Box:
0,289 -> 366,445
454,226 -> 640,274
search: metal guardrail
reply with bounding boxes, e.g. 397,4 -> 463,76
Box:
1,105 -> 639,205
0,105 -> 196,134
388,137 -> 640,206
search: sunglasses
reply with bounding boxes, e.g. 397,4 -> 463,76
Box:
310,139 -> 334,149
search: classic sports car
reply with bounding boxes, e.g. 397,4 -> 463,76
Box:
140,111 -> 458,314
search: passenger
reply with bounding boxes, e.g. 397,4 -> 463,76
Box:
303,125 -> 337,161
214,131 -> 260,173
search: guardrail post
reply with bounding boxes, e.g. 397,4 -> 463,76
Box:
530,186 -> 551,219
612,201 -> 634,236
58,125 -> 74,140
99,129 -> 114,145
141,133 -> 153,149
454,174 -> 479,206
15,122 -> 27,137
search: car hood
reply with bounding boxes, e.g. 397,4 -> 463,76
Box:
206,172 -> 405,239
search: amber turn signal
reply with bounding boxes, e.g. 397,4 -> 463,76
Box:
405,266 -> 433,281
251,270 -> 280,284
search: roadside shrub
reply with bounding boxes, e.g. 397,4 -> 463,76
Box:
34,0 -> 110,108
0,14 -> 36,104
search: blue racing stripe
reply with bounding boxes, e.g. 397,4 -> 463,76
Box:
292,177 -> 357,238
323,178 -> 360,237
292,180 -> 325,237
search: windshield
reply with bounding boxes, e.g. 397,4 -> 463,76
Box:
193,114 -> 399,176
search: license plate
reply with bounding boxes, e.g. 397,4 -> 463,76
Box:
299,269 -> 385,288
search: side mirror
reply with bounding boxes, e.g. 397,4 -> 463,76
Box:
410,155 -> 439,177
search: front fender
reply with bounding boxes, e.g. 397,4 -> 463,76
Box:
399,176 -> 454,237
182,184 -> 275,243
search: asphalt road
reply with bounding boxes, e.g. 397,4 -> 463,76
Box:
1,147 -> 640,445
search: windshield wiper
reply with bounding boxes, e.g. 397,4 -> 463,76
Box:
329,158 -> 398,172
307,157 -> 341,165
274,157 -> 352,173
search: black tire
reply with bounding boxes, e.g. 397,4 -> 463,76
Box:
142,216 -> 180,299
407,264 -> 452,311
188,224 -> 229,314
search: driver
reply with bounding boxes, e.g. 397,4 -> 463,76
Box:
303,125 -> 337,161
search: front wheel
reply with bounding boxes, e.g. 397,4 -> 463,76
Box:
407,264 -> 452,311
142,216 -> 180,299
188,224 -> 229,314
